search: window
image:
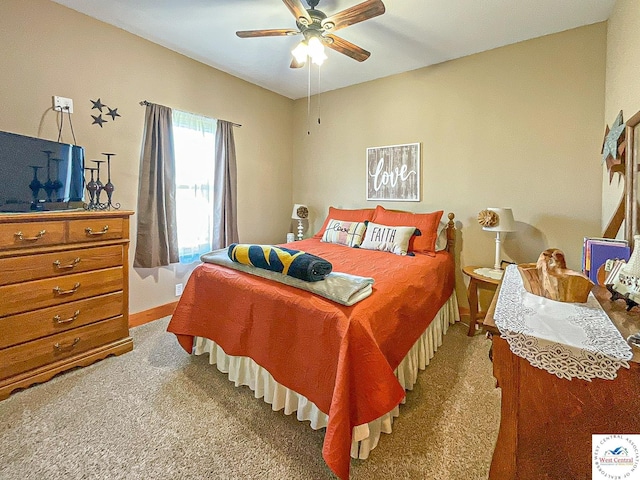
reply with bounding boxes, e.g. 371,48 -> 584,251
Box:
172,110 -> 216,263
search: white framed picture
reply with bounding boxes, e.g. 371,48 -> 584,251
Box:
366,143 -> 420,201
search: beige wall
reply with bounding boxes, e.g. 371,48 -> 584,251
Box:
0,1 -> 610,314
603,0 -> 640,233
0,0 -> 294,314
293,23 -> 607,283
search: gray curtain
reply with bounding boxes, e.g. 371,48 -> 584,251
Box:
133,103 -> 179,268
212,120 -> 239,249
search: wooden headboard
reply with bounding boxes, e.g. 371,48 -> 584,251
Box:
445,212 -> 456,253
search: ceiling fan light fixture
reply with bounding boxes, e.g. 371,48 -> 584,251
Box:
307,36 -> 325,60
311,50 -> 327,66
240,0 -> 386,68
292,36 -> 327,66
307,36 -> 323,54
292,40 -> 309,64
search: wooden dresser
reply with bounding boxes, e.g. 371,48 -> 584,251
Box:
484,284 -> 640,480
0,210 -> 134,400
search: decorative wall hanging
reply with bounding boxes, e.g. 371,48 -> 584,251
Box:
366,143 -> 420,201
602,110 -> 626,173
90,98 -> 121,128
91,114 -> 107,127
601,110 -> 629,240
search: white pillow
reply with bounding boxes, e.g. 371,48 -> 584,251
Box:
435,222 -> 448,251
359,222 -> 417,256
321,219 -> 368,247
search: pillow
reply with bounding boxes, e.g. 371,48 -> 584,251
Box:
435,221 -> 449,251
372,206 -> 443,254
359,222 -> 418,256
321,219 -> 368,247
313,207 -> 376,239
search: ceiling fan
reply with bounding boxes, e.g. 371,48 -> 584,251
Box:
236,0 -> 385,68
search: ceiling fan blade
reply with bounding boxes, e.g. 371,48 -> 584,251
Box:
321,0 -> 385,32
290,57 -> 306,69
282,0 -> 312,26
325,34 -> 370,62
236,29 -> 299,38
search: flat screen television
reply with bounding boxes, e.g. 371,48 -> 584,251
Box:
0,130 -> 85,212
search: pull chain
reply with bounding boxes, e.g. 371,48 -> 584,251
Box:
307,60 -> 311,135
317,64 -> 321,125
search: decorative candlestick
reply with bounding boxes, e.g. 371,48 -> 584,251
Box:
101,152 -> 119,209
92,160 -> 105,206
42,150 -> 55,202
28,165 -> 43,206
85,167 -> 98,208
51,158 -> 63,201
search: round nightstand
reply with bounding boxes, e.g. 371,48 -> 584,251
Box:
463,266 -> 502,336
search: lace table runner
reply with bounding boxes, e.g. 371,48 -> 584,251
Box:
493,265 -> 633,381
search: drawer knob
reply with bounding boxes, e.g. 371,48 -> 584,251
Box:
53,310 -> 81,325
53,282 -> 81,295
14,230 -> 47,241
85,225 -> 109,236
54,337 -> 80,351
53,257 -> 81,270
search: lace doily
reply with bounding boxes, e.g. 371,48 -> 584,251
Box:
493,265 -> 632,381
473,267 -> 503,280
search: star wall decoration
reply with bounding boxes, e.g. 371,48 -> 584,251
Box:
107,107 -> 121,120
90,98 -> 106,112
602,110 -> 625,165
89,98 -> 122,127
91,114 -> 107,128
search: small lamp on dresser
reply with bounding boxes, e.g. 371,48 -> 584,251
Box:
478,207 -> 516,275
292,204 -> 309,241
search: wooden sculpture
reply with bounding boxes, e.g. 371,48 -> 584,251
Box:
518,248 -> 594,303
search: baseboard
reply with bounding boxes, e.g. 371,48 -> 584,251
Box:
129,301 -> 178,328
459,306 -> 470,319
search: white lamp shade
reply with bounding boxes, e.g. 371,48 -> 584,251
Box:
291,204 -> 308,220
292,41 -> 308,64
482,207 -> 515,232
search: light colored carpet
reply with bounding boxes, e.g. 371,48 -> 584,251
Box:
0,319 -> 500,480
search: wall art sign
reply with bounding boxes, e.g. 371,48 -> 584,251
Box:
366,143 -> 420,201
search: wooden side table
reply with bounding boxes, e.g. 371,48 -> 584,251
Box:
463,266 -> 501,336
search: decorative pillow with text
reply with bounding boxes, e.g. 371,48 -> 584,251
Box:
313,207 -> 376,239
321,219 -> 367,247
372,206 -> 443,254
359,222 -> 419,256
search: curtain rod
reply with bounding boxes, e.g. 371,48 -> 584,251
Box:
139,100 -> 242,127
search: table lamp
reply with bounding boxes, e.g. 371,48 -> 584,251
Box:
292,204 -> 309,241
478,207 -> 516,271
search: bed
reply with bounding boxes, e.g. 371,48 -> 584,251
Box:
167,206 -> 459,479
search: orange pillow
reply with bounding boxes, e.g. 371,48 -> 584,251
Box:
313,207 -> 376,238
372,205 -> 443,254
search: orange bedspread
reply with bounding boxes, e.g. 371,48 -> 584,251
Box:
167,238 -> 455,479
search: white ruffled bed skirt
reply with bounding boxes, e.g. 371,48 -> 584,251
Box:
193,292 -> 459,460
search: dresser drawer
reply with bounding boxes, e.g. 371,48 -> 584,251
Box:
0,267 -> 123,317
0,292 -> 124,349
67,217 -> 125,243
0,244 -> 124,286
0,316 -> 129,381
0,221 -> 65,250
